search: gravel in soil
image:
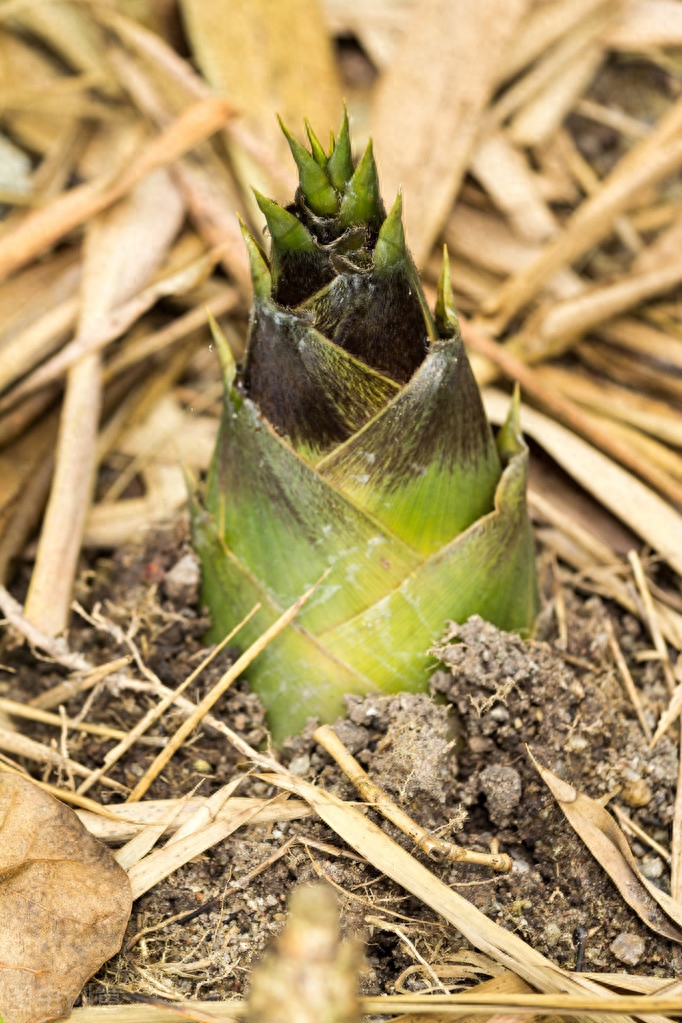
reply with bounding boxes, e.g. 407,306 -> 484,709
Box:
2,519 -> 681,1004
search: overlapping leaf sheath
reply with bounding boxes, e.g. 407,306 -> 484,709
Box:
192,113 -> 538,740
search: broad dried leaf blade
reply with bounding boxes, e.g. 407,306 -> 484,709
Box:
530,750 -> 682,943
178,0 -> 341,171
0,774 -> 132,1023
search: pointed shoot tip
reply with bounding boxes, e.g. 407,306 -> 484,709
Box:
239,219 -> 272,300
374,191 -> 405,270
338,137 -> 384,230
278,115 -> 339,217
435,245 -> 459,338
206,309 -> 237,392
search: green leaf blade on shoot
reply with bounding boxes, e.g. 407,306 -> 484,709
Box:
304,118 -> 329,170
279,116 -> 339,217
191,500 -> 374,742
205,385 -> 420,638
320,415 -> 538,688
338,138 -> 384,230
318,338 -> 502,555
326,105 -> 354,191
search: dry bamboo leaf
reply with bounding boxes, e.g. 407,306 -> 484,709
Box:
9,1 -> 115,92
0,95 -> 231,287
485,5 -> 613,134
168,779 -> 246,848
608,0 -> 682,48
472,326 -> 682,506
77,796 -> 313,845
83,464 -> 187,548
590,415 -> 682,483
578,338 -> 682,403
445,204 -> 583,297
259,773 -> 634,1020
127,799 -> 270,899
597,316 -> 682,372
97,6 -> 297,202
509,42 -> 606,148
1,245 -> 225,412
114,792 -> 192,870
24,163 -> 185,636
0,246 -> 80,353
530,750 -> 682,943
528,489 -> 620,567
0,297 -> 79,397
485,93 -> 682,329
0,27 -> 78,155
633,208 -> 682,275
0,773 -> 132,1023
0,728 -> 124,791
0,450 -> 52,586
115,394 -> 218,469
651,683 -> 682,746
483,388 -> 682,576
0,411 -> 56,518
534,255 -> 682,351
107,44 -> 251,292
179,0 -> 342,170
500,0 -> 614,81
506,3 -> 616,144
370,0 -> 530,265
0,131 -> 31,200
321,0 -> 411,70
535,365 -> 682,446
470,133 -> 558,242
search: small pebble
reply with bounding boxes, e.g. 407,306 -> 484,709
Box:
610,932 -> 645,966
621,778 -> 653,808
163,553 -> 201,604
288,754 -> 311,776
543,923 -> 561,947
640,854 -> 665,880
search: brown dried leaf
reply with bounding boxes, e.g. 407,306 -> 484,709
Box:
370,0 -> 530,264
179,0 -> 342,167
530,750 -> 682,943
0,773 -> 132,1023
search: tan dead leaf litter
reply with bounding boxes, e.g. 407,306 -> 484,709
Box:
0,773 -> 131,1023
2,0 -> 682,1018
531,750 -> 682,944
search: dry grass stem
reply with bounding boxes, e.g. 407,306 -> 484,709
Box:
627,550 -> 677,697
77,796 -> 313,846
313,724 -> 512,872
604,619 -> 652,743
75,604 -> 260,797
28,656 -> 132,711
126,576 -> 326,802
613,805 -> 671,865
0,696 -> 162,745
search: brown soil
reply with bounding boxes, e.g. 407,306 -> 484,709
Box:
2,520 -> 681,1006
